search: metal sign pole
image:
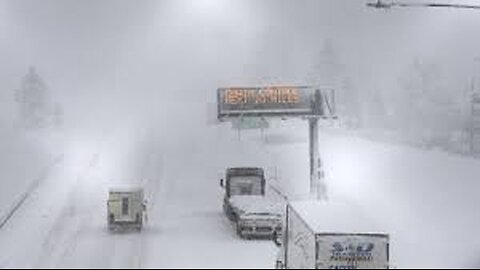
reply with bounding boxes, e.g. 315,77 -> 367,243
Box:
309,117 -> 320,199
309,89 -> 327,200
217,86 -> 332,200
471,83 -> 475,154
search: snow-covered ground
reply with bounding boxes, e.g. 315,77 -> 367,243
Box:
0,125 -> 278,268
0,120 -> 479,268
0,126 -> 62,227
321,130 -> 480,268
255,122 -> 480,268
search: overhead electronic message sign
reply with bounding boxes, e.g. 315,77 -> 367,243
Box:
217,86 -> 324,119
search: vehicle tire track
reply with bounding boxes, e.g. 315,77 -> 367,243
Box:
0,155 -> 64,230
35,150 -> 103,268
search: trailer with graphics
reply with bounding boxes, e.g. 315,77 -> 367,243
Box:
277,200 -> 389,269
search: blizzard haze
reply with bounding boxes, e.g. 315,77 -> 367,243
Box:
1,0 -> 480,268
1,0 -> 479,133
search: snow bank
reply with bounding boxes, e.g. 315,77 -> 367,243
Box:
271,128 -> 480,268
0,127 -> 61,224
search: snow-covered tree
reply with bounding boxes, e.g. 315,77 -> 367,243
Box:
397,59 -> 464,147
362,87 -> 387,129
14,67 -> 63,129
307,40 -> 362,128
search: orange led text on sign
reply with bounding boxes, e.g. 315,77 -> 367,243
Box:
224,87 -> 300,105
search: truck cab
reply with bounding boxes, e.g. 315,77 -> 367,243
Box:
220,167 -> 283,239
107,188 -> 146,232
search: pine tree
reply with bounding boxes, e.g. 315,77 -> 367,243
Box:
15,67 -> 54,129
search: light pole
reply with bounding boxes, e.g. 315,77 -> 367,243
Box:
367,0 -> 480,10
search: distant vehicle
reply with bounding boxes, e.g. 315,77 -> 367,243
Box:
275,200 -> 390,269
107,188 -> 146,232
220,167 -> 283,239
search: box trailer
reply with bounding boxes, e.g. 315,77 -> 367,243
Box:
279,200 -> 389,269
107,188 -> 146,232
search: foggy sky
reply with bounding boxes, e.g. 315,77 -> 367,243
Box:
1,0 -> 480,137
3,3 -> 480,268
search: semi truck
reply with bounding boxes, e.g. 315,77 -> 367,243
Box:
276,200 -> 389,269
107,188 -> 146,232
220,167 -> 283,239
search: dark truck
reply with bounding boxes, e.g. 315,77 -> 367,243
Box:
220,167 -> 283,239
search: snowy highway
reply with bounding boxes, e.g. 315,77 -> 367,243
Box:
1,124 -> 480,268
3,0 -> 480,268
1,121 -> 480,268
0,127 -> 278,268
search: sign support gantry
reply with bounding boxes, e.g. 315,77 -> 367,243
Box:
217,86 -> 336,200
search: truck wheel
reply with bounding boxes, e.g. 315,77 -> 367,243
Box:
136,214 -> 143,232
108,214 -> 115,232
224,205 -> 233,221
223,203 -> 228,216
275,260 -> 285,269
236,223 -> 244,239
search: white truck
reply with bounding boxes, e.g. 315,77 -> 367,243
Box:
107,188 -> 146,232
220,167 -> 283,239
276,200 -> 389,269
229,195 -> 283,239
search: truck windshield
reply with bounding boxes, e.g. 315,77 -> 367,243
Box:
229,175 -> 263,196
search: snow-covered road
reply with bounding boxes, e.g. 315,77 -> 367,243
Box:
259,125 -> 480,268
0,127 -> 278,268
1,123 -> 480,268
0,129 -> 153,268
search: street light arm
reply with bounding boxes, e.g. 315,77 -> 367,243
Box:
396,2 -> 480,9
367,0 -> 480,10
